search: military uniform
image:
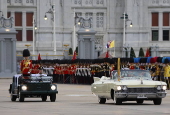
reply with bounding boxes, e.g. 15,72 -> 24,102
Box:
20,49 -> 32,76
31,63 -> 40,74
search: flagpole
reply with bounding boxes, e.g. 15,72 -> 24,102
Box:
73,8 -> 76,52
114,43 -> 115,57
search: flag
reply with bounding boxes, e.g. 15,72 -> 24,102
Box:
109,41 -> 115,48
72,51 -> 76,60
145,48 -> 150,57
105,41 -> 112,48
38,53 -> 41,60
105,43 -> 109,48
105,51 -> 109,58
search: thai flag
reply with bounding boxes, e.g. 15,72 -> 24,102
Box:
105,41 -> 111,48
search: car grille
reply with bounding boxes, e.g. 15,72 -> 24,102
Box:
27,83 -> 50,91
127,88 -> 157,93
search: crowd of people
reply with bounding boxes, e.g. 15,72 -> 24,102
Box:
19,49 -> 170,89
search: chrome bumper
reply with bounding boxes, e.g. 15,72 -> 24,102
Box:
115,92 -> 167,99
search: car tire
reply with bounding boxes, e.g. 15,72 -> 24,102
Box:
50,94 -> 56,102
98,97 -> 106,104
11,92 -> 17,101
115,98 -> 122,105
19,92 -> 24,102
153,98 -> 162,105
42,95 -> 47,101
136,100 -> 144,104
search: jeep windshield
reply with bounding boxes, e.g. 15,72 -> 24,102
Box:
112,70 -> 152,80
19,75 -> 53,83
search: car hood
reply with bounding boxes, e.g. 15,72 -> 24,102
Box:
114,80 -> 167,87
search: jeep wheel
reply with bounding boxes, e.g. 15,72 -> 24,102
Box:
19,92 -> 24,102
50,94 -> 56,102
11,92 -> 17,101
153,98 -> 162,105
42,95 -> 47,101
136,100 -> 144,104
98,97 -> 106,104
115,98 -> 122,105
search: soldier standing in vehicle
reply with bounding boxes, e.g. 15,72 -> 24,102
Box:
20,49 -> 32,76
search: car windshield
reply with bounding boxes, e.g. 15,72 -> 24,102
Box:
112,70 -> 152,80
19,75 -> 53,83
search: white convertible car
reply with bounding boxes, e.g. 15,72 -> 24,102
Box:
91,69 -> 167,105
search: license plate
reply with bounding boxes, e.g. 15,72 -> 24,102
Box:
137,94 -> 147,98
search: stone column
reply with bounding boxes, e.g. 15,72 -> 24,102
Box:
155,45 -> 159,57
159,12 -> 163,41
127,46 -> 131,58
22,11 -> 26,41
78,38 -> 84,59
11,38 -> 17,73
150,45 -> 155,57
0,38 -> 4,73
93,13 -> 96,30
90,38 -> 95,59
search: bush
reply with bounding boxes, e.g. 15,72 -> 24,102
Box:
138,47 -> 144,57
130,47 -> 136,58
76,46 -> 78,54
69,48 -> 73,55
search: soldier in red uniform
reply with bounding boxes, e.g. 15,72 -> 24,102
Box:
53,65 -> 58,83
20,49 -> 32,76
31,61 -> 40,74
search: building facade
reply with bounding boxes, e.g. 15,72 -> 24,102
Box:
0,0 -> 170,59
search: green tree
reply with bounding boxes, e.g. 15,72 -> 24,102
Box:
130,47 -> 136,58
76,46 -> 78,54
69,48 -> 73,55
138,47 -> 144,57
149,47 -> 151,57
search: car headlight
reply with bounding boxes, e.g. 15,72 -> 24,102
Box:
157,85 -> 161,90
122,86 -> 127,90
117,86 -> 121,90
51,85 -> 56,90
162,86 -> 167,90
21,85 -> 27,91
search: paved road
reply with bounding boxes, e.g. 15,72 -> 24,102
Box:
0,79 -> 170,115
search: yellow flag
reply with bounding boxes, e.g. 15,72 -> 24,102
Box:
109,41 -> 115,48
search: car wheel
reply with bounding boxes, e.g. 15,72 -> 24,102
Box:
98,97 -> 106,104
50,94 -> 56,102
153,98 -> 162,105
115,98 -> 122,105
19,92 -> 24,102
136,100 -> 144,104
42,95 -> 47,101
11,92 -> 17,101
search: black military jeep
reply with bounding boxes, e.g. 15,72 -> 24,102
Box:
9,74 -> 58,102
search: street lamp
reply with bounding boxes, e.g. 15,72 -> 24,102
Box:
32,15 -> 37,60
120,12 -> 133,57
121,12 -> 133,46
73,8 -> 81,52
130,22 -> 133,27
44,3 -> 56,55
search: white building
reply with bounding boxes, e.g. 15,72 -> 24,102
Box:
1,0 -> 170,59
